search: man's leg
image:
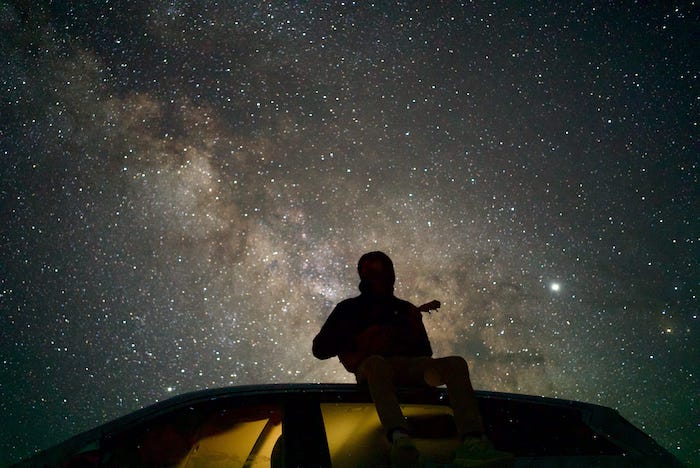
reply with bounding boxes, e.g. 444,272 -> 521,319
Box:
388,356 -> 514,466
421,356 -> 484,438
357,355 -> 421,466
356,355 -> 409,437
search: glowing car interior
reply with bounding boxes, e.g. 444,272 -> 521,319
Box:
14,384 -> 681,467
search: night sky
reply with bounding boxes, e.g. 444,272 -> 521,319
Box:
1,2 -> 697,465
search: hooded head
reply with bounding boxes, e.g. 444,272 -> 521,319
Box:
357,251 -> 395,295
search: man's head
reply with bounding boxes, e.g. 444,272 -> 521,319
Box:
357,251 -> 395,295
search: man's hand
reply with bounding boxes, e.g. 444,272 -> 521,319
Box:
338,325 -> 394,371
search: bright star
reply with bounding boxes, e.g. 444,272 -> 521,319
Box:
550,282 -> 561,292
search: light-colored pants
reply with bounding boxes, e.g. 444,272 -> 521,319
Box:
355,355 -> 484,439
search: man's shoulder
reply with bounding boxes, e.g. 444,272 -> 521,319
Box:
337,295 -> 414,307
335,295 -> 363,310
395,296 -> 414,305
393,296 -> 416,309
324,296 -> 366,325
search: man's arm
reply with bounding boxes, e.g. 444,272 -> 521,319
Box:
312,327 -> 338,359
312,303 -> 354,360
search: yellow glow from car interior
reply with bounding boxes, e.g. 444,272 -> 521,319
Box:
178,418 -> 281,468
321,403 -> 461,467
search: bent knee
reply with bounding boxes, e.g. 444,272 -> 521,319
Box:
422,356 -> 468,386
437,355 -> 469,375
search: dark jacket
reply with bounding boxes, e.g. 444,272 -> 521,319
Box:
313,293 -> 433,373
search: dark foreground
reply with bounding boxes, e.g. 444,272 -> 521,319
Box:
15,383 -> 682,467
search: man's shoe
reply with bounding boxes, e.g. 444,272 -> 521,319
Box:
452,437 -> 514,467
390,436 -> 421,467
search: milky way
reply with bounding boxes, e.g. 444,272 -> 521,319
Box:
1,2 -> 697,465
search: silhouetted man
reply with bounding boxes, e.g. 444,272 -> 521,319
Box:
313,251 -> 513,467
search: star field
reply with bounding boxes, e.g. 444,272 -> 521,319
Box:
1,2 -> 697,465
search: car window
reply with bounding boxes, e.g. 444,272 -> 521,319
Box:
63,400 -> 283,467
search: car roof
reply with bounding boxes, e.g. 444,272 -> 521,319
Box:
14,383 -> 682,467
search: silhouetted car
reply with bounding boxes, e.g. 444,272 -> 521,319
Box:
14,383 -> 681,467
